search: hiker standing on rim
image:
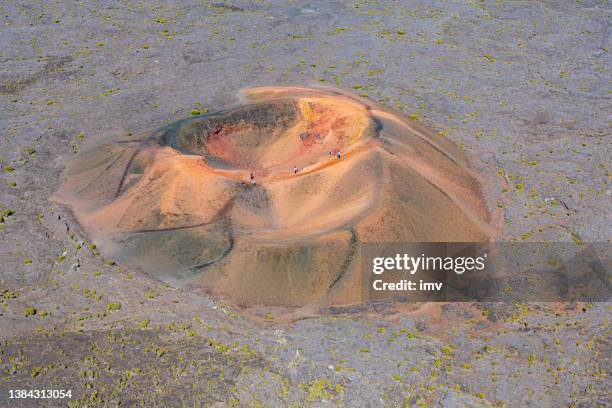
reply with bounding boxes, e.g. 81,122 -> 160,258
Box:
293,166 -> 298,174
336,150 -> 341,160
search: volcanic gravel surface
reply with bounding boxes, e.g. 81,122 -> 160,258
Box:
0,1 -> 610,407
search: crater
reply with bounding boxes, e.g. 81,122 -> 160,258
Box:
53,86 -> 501,312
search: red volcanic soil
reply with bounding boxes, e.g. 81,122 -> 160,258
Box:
52,86 -> 502,312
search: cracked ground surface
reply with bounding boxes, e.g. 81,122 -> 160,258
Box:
0,1 -> 610,407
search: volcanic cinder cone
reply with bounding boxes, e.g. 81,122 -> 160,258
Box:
53,86 -> 501,309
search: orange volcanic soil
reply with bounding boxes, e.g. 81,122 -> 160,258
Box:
53,86 -> 501,309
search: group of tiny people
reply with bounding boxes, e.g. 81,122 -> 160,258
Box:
246,149 -> 342,187
292,149 -> 342,174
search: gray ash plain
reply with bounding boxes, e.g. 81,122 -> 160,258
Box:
0,1 -> 610,407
